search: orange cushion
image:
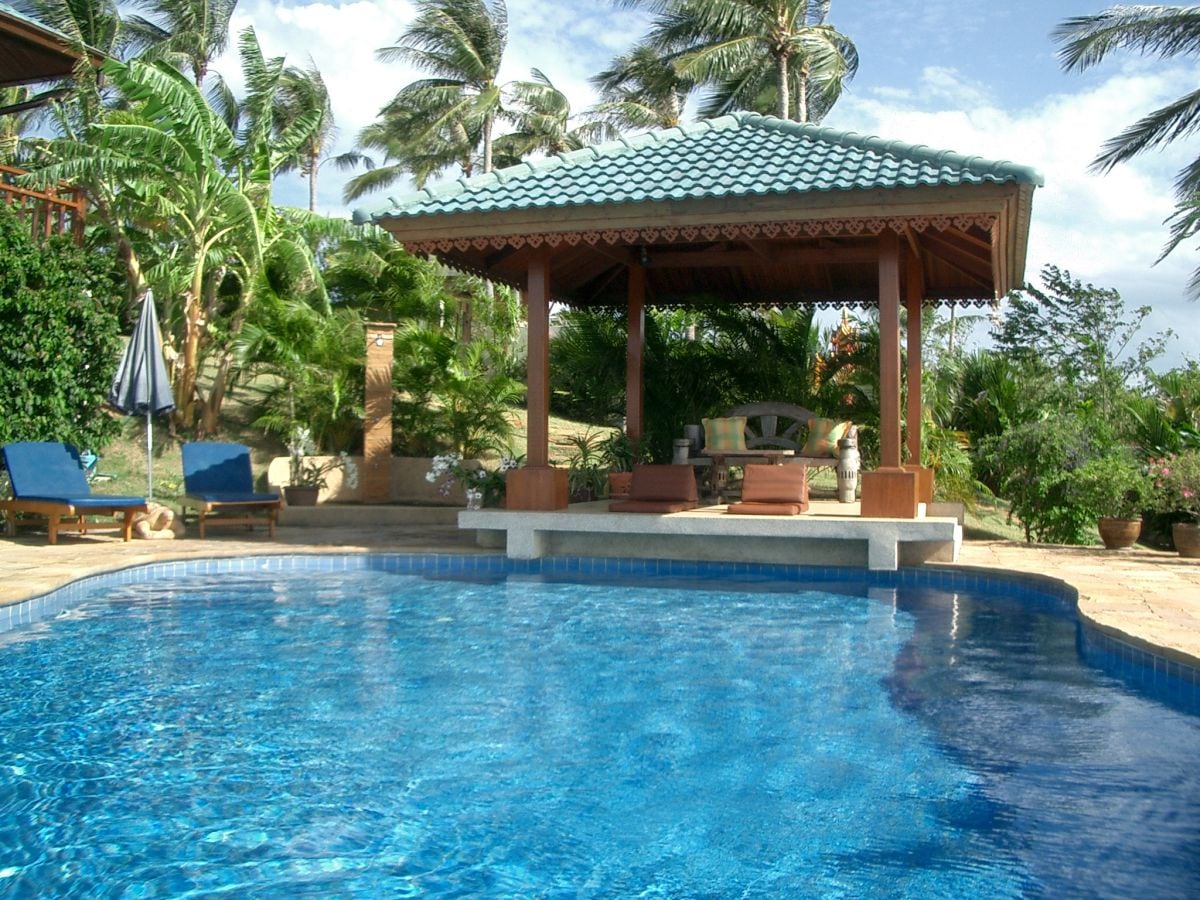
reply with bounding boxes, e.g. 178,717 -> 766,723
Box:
740,464 -> 807,503
627,464 -> 698,502
727,501 -> 806,515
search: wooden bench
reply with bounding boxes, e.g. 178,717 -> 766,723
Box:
688,402 -> 858,501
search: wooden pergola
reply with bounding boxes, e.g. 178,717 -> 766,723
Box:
368,113 -> 1041,518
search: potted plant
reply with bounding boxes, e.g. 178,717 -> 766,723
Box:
1148,450 -> 1200,557
599,430 -> 647,499
563,431 -> 608,502
286,426 -> 357,506
1072,453 -> 1149,549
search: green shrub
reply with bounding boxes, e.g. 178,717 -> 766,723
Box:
977,416 -> 1101,544
0,209 -> 122,450
1070,452 -> 1149,520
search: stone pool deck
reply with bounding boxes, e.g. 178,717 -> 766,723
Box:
0,517 -> 1197,667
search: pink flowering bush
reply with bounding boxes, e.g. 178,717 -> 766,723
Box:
1147,449 -> 1200,523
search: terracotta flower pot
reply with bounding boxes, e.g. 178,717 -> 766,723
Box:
608,471 -> 633,500
1172,521 -> 1200,558
284,485 -> 320,507
1097,516 -> 1141,550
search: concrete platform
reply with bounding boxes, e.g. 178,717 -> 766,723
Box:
459,499 -> 962,571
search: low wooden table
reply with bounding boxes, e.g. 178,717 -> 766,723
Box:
701,449 -> 795,503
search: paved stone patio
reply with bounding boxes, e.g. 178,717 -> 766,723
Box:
1,520 -> 1197,666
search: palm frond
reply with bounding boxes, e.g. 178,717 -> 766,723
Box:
1054,5 -> 1200,72
1092,87 -> 1200,176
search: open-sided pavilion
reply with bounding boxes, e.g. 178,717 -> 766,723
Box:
365,112 -> 1042,521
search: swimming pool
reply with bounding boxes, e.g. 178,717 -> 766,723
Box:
0,554 -> 1196,896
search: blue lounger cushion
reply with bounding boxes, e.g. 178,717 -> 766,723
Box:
181,442 -> 280,538
0,442 -> 147,544
3,442 -> 144,507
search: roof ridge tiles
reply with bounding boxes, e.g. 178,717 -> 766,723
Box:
731,111 -> 1043,186
361,108 -> 1043,223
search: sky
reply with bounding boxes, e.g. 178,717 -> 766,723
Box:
212,0 -> 1200,369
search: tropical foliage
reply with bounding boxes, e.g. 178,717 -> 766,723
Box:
0,206 -> 123,450
6,0 -> 1200,549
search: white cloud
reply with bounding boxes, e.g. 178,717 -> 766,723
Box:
832,63 -> 1200,367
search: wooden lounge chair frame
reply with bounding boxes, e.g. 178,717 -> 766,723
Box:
0,442 -> 147,544
180,442 -> 280,538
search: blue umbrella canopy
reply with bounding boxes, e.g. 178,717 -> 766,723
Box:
108,290 -> 175,498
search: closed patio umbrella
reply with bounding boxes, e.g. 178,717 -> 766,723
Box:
108,290 -> 175,499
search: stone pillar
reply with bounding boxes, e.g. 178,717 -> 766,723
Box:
363,322 -> 395,503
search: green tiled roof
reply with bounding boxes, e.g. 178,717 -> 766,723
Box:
368,112 -> 1044,222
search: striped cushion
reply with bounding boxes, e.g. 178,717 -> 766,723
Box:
702,416 -> 747,452
801,418 -> 850,457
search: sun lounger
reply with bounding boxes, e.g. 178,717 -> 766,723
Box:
0,442 -> 148,544
181,442 -> 280,538
608,464 -> 698,513
727,463 -> 809,515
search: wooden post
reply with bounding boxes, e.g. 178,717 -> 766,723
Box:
904,248 -> 934,505
363,322 -> 395,503
525,249 -> 551,468
860,230 -> 918,518
879,231 -> 902,470
507,249 -> 568,509
626,263 -> 646,440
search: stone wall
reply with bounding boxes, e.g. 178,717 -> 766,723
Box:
267,456 -> 472,506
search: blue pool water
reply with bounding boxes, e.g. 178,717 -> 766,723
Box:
0,559 -> 1197,897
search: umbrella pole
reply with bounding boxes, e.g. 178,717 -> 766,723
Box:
146,411 -> 153,501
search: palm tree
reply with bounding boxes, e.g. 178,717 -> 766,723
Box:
275,61 -> 340,212
344,90 -> 481,199
621,0 -> 858,122
1054,6 -> 1200,295
372,0 -> 508,180
124,0 -> 238,86
590,43 -> 696,131
493,70 -> 613,165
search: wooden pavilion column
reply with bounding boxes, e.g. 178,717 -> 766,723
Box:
904,249 -> 934,504
506,248 -> 568,509
625,263 -> 646,440
860,230 -> 918,519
